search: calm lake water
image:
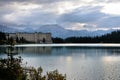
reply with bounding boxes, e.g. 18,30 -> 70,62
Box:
0,44 -> 120,80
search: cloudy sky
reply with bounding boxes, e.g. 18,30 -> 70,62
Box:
0,0 -> 120,31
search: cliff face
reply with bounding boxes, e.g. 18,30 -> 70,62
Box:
7,33 -> 52,44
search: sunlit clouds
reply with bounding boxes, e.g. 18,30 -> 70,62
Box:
101,3 -> 120,15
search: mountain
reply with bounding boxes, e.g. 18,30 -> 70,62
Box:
36,24 -> 69,38
36,24 -> 114,38
0,25 -> 19,33
0,24 -> 115,38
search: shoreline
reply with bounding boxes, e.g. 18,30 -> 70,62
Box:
0,43 -> 120,47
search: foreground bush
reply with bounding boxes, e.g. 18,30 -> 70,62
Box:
0,57 -> 66,80
27,67 -> 66,80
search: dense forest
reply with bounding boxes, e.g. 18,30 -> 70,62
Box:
52,30 -> 120,43
0,32 -> 7,44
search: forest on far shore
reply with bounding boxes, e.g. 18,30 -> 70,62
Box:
52,30 -> 120,43
0,30 -> 120,44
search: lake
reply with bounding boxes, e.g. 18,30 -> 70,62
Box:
0,44 -> 120,80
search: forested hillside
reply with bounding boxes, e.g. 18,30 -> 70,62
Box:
52,30 -> 120,43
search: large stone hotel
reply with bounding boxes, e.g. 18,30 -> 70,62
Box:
6,32 -> 52,43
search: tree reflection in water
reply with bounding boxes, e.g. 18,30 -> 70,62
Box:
0,46 -> 66,80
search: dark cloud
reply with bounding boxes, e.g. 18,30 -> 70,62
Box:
20,12 -> 57,25
58,5 -> 120,29
58,6 -> 107,23
97,16 -> 120,28
0,0 -> 120,31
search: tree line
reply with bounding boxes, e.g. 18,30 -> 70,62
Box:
0,32 -> 7,44
52,30 -> 120,43
0,30 -> 120,44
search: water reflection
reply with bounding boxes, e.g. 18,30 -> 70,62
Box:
0,47 -> 52,57
0,46 -> 120,80
1,46 -> 120,57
